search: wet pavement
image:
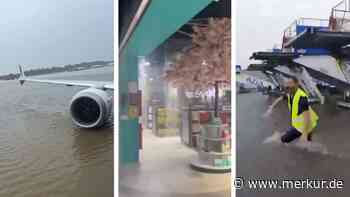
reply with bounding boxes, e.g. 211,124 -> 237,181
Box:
119,130 -> 231,197
0,67 -> 113,197
237,92 -> 350,196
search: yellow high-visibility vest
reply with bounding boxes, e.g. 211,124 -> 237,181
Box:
287,88 -> 319,134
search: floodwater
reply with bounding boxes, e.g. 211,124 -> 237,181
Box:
0,67 -> 113,197
237,92 -> 350,197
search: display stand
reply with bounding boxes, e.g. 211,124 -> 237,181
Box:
190,117 -> 231,173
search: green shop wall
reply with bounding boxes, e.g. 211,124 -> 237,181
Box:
119,0 -> 213,163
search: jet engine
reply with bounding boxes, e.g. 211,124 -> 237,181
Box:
69,88 -> 112,128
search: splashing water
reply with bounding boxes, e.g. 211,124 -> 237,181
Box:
294,140 -> 329,155
261,97 -> 347,159
262,96 -> 284,118
263,131 -> 282,144
262,132 -> 338,157
262,107 -> 273,118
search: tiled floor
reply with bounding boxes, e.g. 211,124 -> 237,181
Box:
119,130 -> 231,197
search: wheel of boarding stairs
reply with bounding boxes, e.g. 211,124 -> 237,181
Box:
336,91 -> 350,109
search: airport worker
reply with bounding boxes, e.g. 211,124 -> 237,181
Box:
280,77 -> 319,143
264,76 -> 319,143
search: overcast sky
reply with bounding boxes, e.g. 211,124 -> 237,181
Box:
237,0 -> 341,69
0,0 -> 112,75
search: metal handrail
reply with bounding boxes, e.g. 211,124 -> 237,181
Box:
282,17 -> 329,48
331,1 -> 350,31
282,1 -> 350,47
297,18 -> 329,27
333,0 -> 346,10
283,18 -> 329,34
332,0 -> 348,12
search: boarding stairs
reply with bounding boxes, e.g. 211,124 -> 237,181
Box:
248,1 -> 350,107
298,67 -> 325,104
279,1 -> 350,105
273,65 -> 325,104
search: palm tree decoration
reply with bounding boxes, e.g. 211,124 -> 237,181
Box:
165,17 -> 231,117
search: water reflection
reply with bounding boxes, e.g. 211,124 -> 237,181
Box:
0,67 -> 113,197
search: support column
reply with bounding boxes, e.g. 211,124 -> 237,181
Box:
119,54 -> 140,163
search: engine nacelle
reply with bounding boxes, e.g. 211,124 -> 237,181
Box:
69,88 -> 112,129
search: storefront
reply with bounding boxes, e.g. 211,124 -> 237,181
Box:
119,0 -> 215,163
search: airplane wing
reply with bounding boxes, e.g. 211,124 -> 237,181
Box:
18,65 -> 114,90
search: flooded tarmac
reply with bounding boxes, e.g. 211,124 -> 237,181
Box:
237,92 -> 350,197
0,67 -> 113,197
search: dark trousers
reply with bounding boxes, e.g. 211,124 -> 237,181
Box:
281,127 -> 312,143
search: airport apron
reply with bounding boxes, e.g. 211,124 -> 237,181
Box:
287,88 -> 319,134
